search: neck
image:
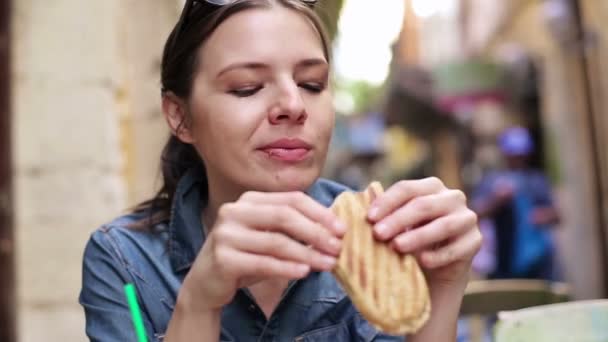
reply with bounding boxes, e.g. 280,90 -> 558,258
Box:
201,175 -> 244,231
202,183 -> 236,230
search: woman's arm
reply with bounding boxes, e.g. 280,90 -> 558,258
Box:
164,285 -> 222,342
409,283 -> 466,342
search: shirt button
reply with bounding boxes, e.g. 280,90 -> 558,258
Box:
248,304 -> 256,312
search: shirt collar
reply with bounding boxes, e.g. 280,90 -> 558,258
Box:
168,166 -> 207,273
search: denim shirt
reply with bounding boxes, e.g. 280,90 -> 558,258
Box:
79,168 -> 406,341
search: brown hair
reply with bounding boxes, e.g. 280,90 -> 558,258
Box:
131,0 -> 331,228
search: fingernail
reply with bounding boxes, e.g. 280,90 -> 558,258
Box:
328,237 -> 342,252
375,222 -> 388,238
333,220 -> 347,234
368,206 -> 380,220
322,256 -> 337,269
296,264 -> 310,275
396,236 -> 411,252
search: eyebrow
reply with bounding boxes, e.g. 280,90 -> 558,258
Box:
216,58 -> 328,78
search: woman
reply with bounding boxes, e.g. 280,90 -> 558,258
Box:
79,0 -> 481,341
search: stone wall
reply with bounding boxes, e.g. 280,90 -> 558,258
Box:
13,1 -> 178,340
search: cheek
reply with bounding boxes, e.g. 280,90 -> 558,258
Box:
312,99 -> 335,141
189,103 -> 259,160
193,116 -> 238,153
319,116 -> 334,142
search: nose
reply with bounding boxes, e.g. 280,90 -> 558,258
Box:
268,80 -> 307,125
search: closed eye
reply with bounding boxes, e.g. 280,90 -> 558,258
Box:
229,86 -> 263,98
299,82 -> 326,93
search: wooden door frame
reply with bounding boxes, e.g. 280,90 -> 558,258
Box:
573,0 -> 608,296
0,0 -> 15,340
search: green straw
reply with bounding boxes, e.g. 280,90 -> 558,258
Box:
124,283 -> 149,342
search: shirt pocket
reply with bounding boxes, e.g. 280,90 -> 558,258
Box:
356,312 -> 405,342
294,322 -> 350,342
354,316 -> 381,342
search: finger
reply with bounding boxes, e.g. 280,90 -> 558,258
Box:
239,191 -> 346,236
418,227 -> 483,269
367,178 -> 446,223
218,202 -> 342,256
218,246 -> 311,284
215,225 -> 337,271
392,210 -> 478,253
374,189 -> 466,241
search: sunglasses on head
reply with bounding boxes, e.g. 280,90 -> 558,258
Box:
205,0 -> 317,4
170,0 -> 319,52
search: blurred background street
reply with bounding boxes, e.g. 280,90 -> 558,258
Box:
0,0 -> 607,341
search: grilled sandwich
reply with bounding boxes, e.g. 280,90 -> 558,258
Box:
330,181 -> 431,335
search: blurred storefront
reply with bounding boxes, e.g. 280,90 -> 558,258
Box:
463,0 -> 608,299
386,0 -> 608,299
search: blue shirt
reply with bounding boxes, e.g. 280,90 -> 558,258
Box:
79,167 -> 406,341
472,169 -> 555,279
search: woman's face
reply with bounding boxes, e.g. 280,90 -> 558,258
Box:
181,5 -> 334,194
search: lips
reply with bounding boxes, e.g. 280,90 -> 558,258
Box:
258,138 -> 313,162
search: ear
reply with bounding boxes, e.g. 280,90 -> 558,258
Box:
162,92 -> 196,144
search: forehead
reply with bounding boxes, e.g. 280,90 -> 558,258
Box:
199,6 -> 326,72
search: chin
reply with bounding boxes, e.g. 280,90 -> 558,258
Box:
254,168 -> 321,193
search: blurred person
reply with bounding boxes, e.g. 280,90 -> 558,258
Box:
79,1 -> 481,341
472,126 -> 560,280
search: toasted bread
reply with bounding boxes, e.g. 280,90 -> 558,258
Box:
330,182 -> 431,335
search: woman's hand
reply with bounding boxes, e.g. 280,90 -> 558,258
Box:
368,177 -> 481,290
181,191 -> 346,312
